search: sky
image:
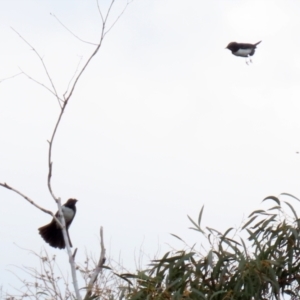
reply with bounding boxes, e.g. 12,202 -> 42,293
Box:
1,0 -> 300,295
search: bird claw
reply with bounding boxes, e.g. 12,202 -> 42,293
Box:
245,56 -> 253,65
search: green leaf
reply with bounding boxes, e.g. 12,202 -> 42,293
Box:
246,229 -> 262,251
198,205 -> 204,227
206,227 -> 222,235
267,205 -> 281,211
263,196 -> 281,205
170,233 -> 184,241
280,192 -> 300,202
251,218 -> 266,229
283,201 -> 298,221
290,228 -> 298,240
191,288 -> 206,299
260,214 -> 277,229
187,215 -> 204,233
240,237 -> 248,257
116,273 -> 134,285
210,290 -> 226,300
223,227 -> 234,237
242,216 -> 258,229
248,209 -> 266,217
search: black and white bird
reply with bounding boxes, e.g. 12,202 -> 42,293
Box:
226,41 -> 261,64
38,199 -> 78,249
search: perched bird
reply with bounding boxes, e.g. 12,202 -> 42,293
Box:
38,199 -> 78,249
226,41 -> 261,63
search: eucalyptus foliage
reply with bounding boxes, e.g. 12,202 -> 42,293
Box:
123,194 -> 300,300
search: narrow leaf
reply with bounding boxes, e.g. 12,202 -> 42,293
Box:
187,215 -> 201,231
248,210 -> 266,217
240,237 -> 248,257
206,227 -> 221,235
223,227 -> 234,237
263,196 -> 280,205
280,192 -> 300,202
283,201 -> 298,221
198,205 -> 204,227
170,233 -> 184,241
242,216 -> 258,229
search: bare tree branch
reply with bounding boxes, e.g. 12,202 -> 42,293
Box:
45,2 -> 131,298
84,226 -> 106,300
0,72 -> 22,83
97,0 -> 133,37
104,1 -> 133,37
19,68 -> 64,103
11,28 -> 62,108
0,183 -> 79,298
50,13 -> 98,46
55,198 -> 81,300
64,55 -> 83,99
96,0 -> 104,23
0,182 -> 62,227
8,248 -> 74,299
1,1 -> 132,299
63,24 -> 104,101
46,5 -> 109,202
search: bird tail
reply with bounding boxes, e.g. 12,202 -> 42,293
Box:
38,222 -> 72,249
255,41 -> 262,46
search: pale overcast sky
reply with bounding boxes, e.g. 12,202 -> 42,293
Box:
1,0 -> 300,294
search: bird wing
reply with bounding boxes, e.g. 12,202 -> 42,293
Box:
239,41 -> 261,49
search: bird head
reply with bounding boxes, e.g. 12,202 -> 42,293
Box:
225,42 -> 237,50
65,199 -> 78,206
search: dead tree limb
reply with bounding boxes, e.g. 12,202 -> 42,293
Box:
1,1 -> 133,299
0,182 -> 62,227
84,226 -> 106,300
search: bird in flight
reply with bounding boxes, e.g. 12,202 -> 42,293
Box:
38,199 -> 78,249
226,41 -> 261,64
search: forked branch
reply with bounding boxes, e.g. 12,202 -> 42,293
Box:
11,27 -> 63,108
0,1 -> 132,299
83,227 -> 106,300
0,182 -> 62,227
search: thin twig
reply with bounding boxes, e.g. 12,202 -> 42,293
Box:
63,23 -> 105,101
0,72 -> 22,83
8,248 -> 73,299
1,1 -> 132,299
84,226 -> 106,300
47,6 -> 106,201
96,0 -> 104,23
50,13 -> 98,46
43,12 -> 109,294
104,0 -> 133,37
0,182 -> 62,227
11,27 -> 62,108
104,0 -> 116,23
64,55 -> 83,99
19,68 -> 64,103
